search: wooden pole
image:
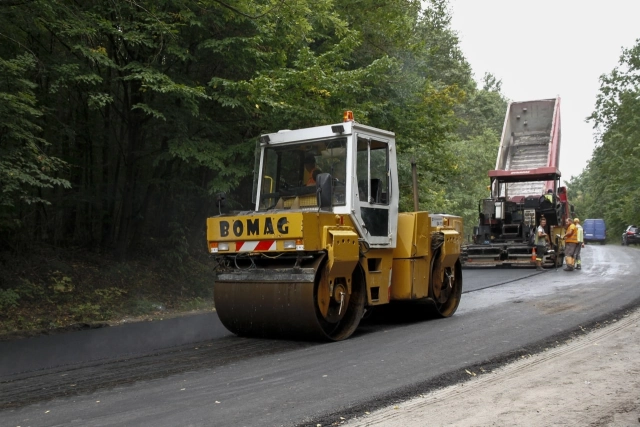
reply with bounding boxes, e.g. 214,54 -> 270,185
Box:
411,156 -> 419,212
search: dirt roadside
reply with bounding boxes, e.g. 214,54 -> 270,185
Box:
347,307 -> 640,427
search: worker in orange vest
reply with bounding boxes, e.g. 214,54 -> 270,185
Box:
304,152 -> 322,186
561,217 -> 578,271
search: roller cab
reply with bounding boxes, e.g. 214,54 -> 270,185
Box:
207,114 -> 463,341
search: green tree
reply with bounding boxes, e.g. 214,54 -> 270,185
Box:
442,73 -> 507,237
568,39 -> 640,236
0,53 -> 70,231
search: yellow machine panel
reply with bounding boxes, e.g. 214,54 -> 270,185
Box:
394,212 -> 431,258
325,228 -> 359,282
447,216 -> 464,235
207,213 -> 304,241
360,249 -> 393,305
439,229 -> 463,266
207,212 -> 358,253
390,257 -> 429,300
391,212 -> 463,303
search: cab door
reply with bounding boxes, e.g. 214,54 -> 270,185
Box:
353,134 -> 391,246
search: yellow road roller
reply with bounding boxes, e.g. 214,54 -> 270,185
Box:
206,113 -> 463,341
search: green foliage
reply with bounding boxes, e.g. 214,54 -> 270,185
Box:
125,298 -> 166,316
444,75 -> 508,236
160,222 -> 190,274
69,303 -> 103,322
94,287 -> 127,302
50,271 -> 74,294
0,288 -> 20,310
178,296 -> 210,311
568,38 -> 640,237
16,278 -> 47,300
0,54 -> 70,213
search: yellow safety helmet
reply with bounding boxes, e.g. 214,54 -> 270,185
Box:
574,218 -> 580,224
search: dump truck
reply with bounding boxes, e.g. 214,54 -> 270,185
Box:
463,97 -> 572,267
206,112 -> 463,341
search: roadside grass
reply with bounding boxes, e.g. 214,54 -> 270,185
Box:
0,246 -> 216,339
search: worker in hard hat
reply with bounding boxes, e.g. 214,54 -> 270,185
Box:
574,218 -> 584,270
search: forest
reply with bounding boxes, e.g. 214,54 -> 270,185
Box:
0,0 -> 509,334
567,38 -> 640,236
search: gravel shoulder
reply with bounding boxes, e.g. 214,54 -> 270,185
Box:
347,306 -> 640,427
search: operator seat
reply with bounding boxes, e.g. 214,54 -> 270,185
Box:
358,179 -> 383,203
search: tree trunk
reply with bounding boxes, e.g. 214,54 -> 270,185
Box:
114,81 -> 144,261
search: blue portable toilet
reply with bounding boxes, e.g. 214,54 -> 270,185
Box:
583,219 -> 606,244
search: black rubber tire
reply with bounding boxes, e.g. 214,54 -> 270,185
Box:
314,265 -> 366,341
429,255 -> 463,318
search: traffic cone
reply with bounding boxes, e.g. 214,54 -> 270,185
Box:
531,247 -> 537,262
